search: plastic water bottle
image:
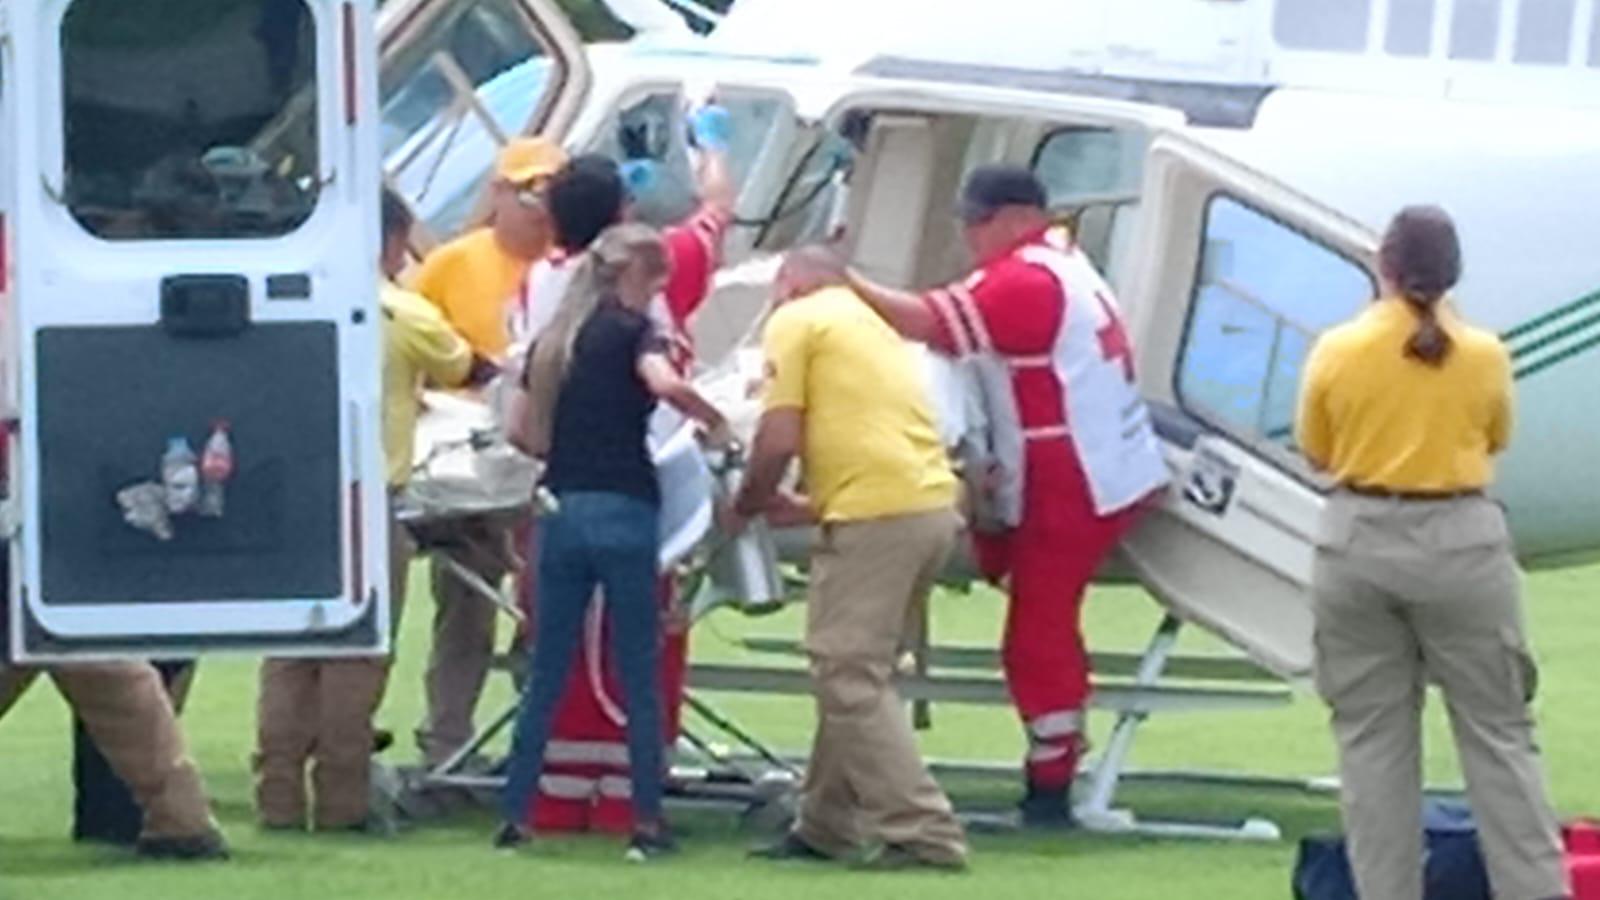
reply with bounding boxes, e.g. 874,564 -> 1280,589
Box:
199,421 -> 234,518
161,437 -> 200,515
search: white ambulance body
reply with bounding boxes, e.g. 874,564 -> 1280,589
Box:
3,0 -> 388,661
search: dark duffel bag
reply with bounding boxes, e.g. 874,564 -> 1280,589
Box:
1293,801 -> 1491,900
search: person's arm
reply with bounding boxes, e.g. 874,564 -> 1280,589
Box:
505,387 -> 538,458
731,305 -> 810,522
1294,339 -> 1335,471
734,409 -> 800,519
637,352 -> 731,442
846,270 -> 944,346
1487,344 -> 1515,455
400,301 -> 476,390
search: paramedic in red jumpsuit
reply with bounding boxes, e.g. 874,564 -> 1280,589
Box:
849,165 -> 1168,827
510,135 -> 733,834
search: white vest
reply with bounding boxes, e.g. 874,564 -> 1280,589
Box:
955,238 -> 1169,525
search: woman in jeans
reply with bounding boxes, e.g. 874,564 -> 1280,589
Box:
498,223 -> 730,860
1296,206 -> 1568,900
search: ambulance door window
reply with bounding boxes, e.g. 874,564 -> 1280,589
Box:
382,0 -> 556,236
1175,195 -> 1373,447
61,0 -> 321,241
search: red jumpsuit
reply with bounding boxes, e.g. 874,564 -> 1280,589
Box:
517,205 -> 729,833
922,228 -> 1167,791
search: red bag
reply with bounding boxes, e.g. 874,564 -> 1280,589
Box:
1566,821 -> 1600,900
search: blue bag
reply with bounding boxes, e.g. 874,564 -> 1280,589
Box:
1293,801 -> 1492,900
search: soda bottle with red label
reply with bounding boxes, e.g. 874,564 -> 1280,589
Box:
199,420 -> 234,518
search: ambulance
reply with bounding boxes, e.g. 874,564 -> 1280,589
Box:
2,0 -> 387,661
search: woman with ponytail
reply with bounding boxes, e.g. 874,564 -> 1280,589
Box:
498,224 -> 730,862
1296,206 -> 1569,900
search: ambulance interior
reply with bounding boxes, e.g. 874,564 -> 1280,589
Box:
60,0 -> 323,241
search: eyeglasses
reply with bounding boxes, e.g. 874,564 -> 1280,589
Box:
514,186 -> 545,209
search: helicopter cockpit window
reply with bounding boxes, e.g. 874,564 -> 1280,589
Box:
62,0 -> 321,241
381,0 -> 554,237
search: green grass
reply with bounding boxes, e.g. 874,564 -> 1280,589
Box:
2,566 -> 1597,900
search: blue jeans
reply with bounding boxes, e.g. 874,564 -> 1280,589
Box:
500,492 -> 664,827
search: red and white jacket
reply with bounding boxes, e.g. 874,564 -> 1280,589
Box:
923,228 -> 1168,525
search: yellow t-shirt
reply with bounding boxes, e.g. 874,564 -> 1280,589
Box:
762,287 -> 957,522
410,228 -> 531,357
1295,298 -> 1513,492
382,282 -> 473,487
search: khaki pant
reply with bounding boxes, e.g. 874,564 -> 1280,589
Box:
417,519 -> 514,765
254,500 -> 414,829
1312,493 -> 1568,900
796,508 -> 968,865
0,661 -> 216,841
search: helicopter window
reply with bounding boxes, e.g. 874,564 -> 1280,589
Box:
381,0 -> 555,238
1176,195 -> 1374,448
1033,127 -> 1144,274
1515,0 -> 1577,64
1450,0 -> 1503,60
1385,0 -> 1437,56
62,0 -> 321,241
1273,0 -> 1371,52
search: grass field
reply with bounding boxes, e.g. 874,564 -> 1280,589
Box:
2,564 -> 1596,900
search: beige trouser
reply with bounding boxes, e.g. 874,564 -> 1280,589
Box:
416,519 -> 514,765
1312,492 -> 1568,900
0,661 -> 216,840
255,500 -> 414,829
796,507 -> 968,865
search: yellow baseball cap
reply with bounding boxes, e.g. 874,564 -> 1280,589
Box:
495,137 -> 567,185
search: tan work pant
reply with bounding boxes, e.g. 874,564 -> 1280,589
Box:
1312,493 -> 1568,900
0,661 -> 216,840
796,508 -> 968,865
417,520 -> 513,765
255,501 -> 414,829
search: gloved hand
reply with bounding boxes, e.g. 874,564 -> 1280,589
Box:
687,104 -> 732,154
619,158 -> 658,200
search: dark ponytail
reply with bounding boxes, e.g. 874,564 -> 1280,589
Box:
1379,205 -> 1462,367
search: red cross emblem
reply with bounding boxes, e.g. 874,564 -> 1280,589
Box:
1095,292 -> 1136,384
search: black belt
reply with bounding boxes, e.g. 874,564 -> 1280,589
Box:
1342,485 -> 1484,502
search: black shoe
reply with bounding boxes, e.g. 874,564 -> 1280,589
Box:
853,843 -> 967,873
749,832 -> 832,863
491,822 -> 530,851
624,829 -> 679,863
134,830 -> 230,862
1018,784 -> 1075,830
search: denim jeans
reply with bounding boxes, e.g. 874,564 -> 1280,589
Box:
500,492 -> 664,827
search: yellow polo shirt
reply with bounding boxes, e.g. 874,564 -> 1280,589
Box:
762,287 -> 957,522
410,228 -> 532,357
382,282 -> 474,487
1295,298 -> 1513,492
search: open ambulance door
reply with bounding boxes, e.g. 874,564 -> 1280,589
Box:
377,0 -> 591,245
1119,133 -> 1379,680
5,0 -> 386,662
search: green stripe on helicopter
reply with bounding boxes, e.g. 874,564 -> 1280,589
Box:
1504,288 -> 1600,380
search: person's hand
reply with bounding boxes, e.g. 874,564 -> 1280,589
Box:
688,104 -> 732,154
698,418 -> 738,452
716,499 -> 749,537
765,491 -> 816,528
466,355 -> 501,388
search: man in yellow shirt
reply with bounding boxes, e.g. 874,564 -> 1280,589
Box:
407,136 -> 564,765
255,190 -> 483,831
734,247 -> 968,871
411,137 -> 568,357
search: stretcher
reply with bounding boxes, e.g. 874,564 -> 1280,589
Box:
391,389 -> 798,825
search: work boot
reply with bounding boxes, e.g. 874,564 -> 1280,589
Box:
135,828 -> 230,862
852,843 -> 968,873
1017,783 -> 1075,830
749,832 -> 833,864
